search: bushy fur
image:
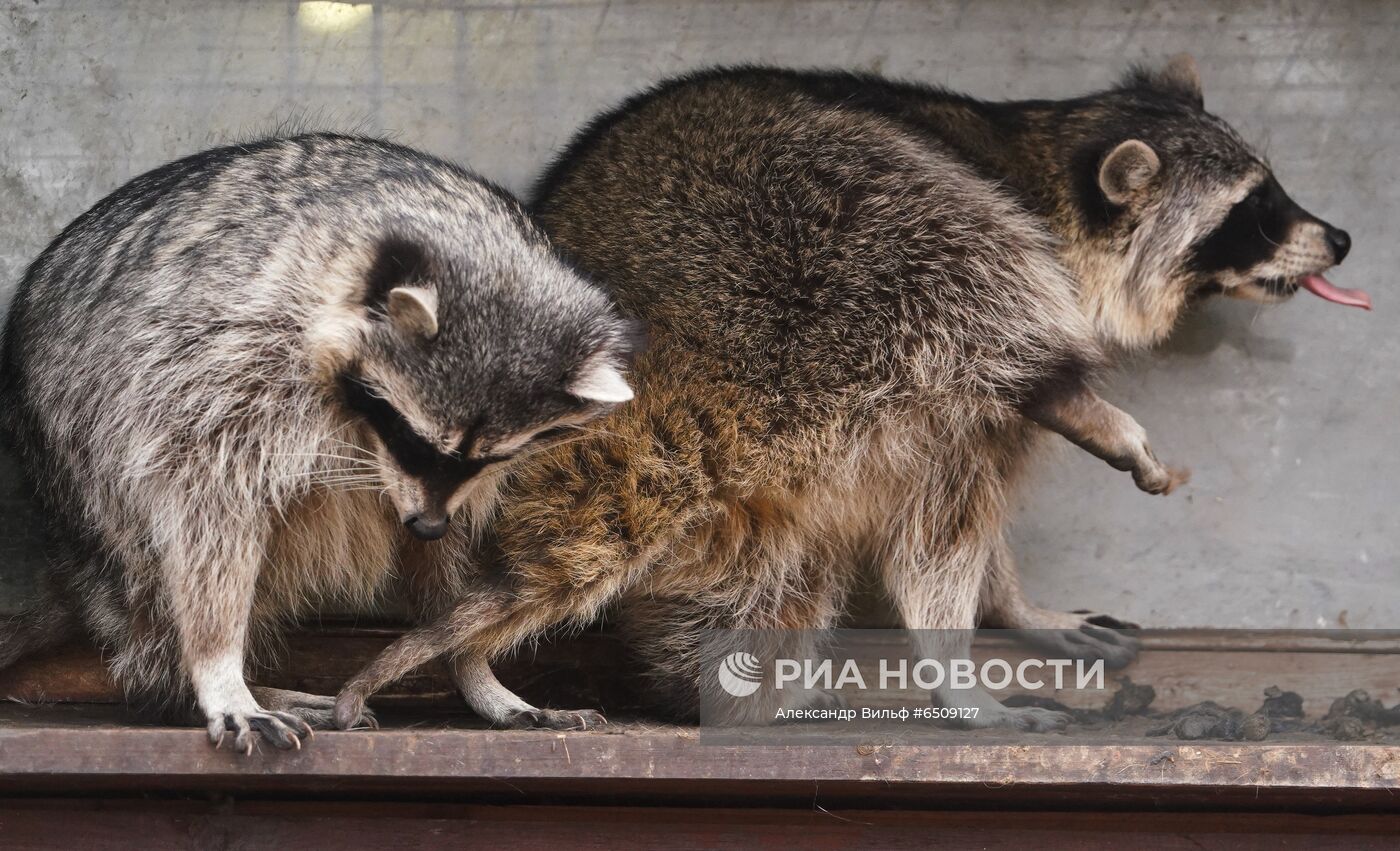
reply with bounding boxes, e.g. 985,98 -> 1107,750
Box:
334,59 -> 1351,731
0,133 -> 635,747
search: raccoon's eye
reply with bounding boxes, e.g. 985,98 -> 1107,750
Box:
1241,179 -> 1279,216
340,375 -> 400,425
339,374 -> 443,470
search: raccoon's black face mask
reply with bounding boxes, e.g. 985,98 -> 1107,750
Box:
337,372 -> 505,541
1071,54 -> 1370,337
335,237 -> 640,542
1188,174 -> 1367,310
338,354 -> 633,542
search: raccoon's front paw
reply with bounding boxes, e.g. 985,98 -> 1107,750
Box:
1134,462 -> 1190,495
499,707 -> 607,731
206,709 -> 314,754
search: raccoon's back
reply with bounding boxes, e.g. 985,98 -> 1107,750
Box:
3,139 -> 313,465
535,71 -> 1096,426
0,135 -> 435,521
1,141 -> 252,434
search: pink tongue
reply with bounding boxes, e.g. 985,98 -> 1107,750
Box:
1300,274 -> 1372,310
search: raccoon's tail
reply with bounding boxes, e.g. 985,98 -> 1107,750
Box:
0,597 -> 78,672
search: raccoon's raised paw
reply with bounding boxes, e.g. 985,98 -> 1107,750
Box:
499,707 -> 607,731
1134,463 -> 1191,495
207,709 -> 314,754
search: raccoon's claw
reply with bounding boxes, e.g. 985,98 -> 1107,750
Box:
500,707 -> 607,731
207,709 -> 313,754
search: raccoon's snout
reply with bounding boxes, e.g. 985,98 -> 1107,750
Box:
1326,227 -> 1351,264
405,513 -> 449,541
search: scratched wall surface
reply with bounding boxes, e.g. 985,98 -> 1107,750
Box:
0,0 -> 1394,626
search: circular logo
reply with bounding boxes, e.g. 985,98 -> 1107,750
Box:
716,651 -> 763,698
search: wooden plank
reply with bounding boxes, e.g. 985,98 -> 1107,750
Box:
1,801 -> 1399,850
0,642 -> 117,703
1,628 -> 1394,813
0,704 -> 1395,810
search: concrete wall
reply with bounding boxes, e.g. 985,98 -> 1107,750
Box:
1,0 -> 1394,626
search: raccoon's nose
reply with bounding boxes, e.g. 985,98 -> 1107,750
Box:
405,513 -> 449,541
1326,228 -> 1352,264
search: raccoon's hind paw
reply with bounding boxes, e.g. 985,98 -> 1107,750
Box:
499,707 -> 607,731
207,709 -> 314,754
1010,610 -> 1140,670
1041,616 -> 1140,670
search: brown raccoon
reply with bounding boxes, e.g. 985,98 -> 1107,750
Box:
334,56 -> 1361,731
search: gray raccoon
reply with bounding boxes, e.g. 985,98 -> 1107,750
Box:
333,57 -> 1362,731
0,133 -> 637,751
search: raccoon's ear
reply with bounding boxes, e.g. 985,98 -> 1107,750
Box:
1098,140 -> 1161,207
568,351 -> 634,404
387,286 -> 439,340
1158,53 -> 1204,106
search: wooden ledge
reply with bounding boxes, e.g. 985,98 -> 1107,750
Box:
0,703 -> 1397,811
1,629 -> 1397,812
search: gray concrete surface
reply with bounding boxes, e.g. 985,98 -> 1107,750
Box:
0,0 -> 1394,626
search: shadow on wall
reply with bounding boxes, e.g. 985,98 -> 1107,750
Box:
1163,301 -> 1297,364
0,452 -> 43,608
